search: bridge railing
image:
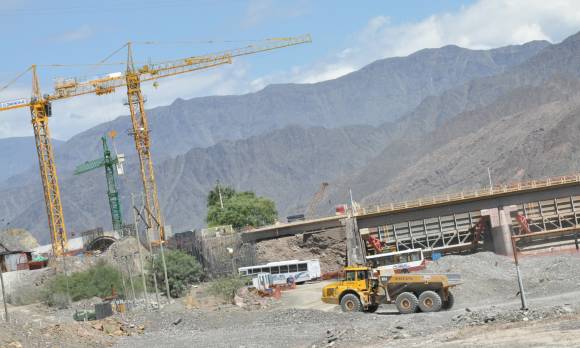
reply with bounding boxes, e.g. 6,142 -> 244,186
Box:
359,174 -> 580,215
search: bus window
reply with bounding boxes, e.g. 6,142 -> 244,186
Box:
298,263 -> 307,272
289,264 -> 298,272
271,266 -> 280,274
411,252 -> 421,261
240,270 -> 247,275
357,271 -> 366,280
280,265 -> 289,273
261,267 -> 270,273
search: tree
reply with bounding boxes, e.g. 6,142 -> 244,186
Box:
206,188 -> 277,229
150,250 -> 204,298
207,183 -> 236,208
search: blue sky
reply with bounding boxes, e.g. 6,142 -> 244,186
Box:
2,0 -> 580,139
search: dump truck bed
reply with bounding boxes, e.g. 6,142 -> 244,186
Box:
413,273 -> 462,285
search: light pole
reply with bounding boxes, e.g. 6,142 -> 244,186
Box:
60,233 -> 71,308
511,235 -> 528,310
0,263 -> 8,321
487,167 -> 493,193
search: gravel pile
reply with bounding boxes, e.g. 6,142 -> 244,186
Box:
451,304 -> 575,327
426,252 -> 580,307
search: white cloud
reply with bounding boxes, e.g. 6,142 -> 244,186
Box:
53,24 -> 93,43
288,0 -> 580,84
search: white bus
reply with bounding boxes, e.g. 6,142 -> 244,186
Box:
238,259 -> 321,285
366,249 -> 425,273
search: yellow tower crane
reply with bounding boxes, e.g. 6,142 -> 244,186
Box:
0,65 -> 67,256
0,34 -> 311,253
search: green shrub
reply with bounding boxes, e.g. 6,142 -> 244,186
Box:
206,186 -> 278,229
207,276 -> 246,304
44,261 -> 123,307
149,250 -> 204,298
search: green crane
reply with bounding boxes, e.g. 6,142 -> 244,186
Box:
74,132 -> 125,232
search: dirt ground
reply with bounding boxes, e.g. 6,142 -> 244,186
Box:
114,251 -> 580,347
2,251 -> 580,348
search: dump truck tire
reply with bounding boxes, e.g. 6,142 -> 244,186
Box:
395,292 -> 419,314
366,304 -> 379,313
340,293 -> 363,312
418,291 -> 442,313
442,291 -> 454,310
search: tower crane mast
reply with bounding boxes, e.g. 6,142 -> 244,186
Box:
0,65 -> 68,256
74,132 -> 125,233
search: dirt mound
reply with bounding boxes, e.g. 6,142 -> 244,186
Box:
426,252 -> 580,307
256,229 -> 346,272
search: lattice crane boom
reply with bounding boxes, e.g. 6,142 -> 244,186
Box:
0,65 -> 68,256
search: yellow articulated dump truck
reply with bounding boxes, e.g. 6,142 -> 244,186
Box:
321,266 -> 460,314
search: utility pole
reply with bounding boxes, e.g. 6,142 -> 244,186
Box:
0,265 -> 8,322
131,194 -> 150,311
141,196 -> 160,309
119,261 -> 129,304
158,238 -> 172,301
488,167 -> 493,193
510,235 -> 528,310
125,256 -> 137,305
349,188 -> 356,215
60,235 -> 71,307
217,180 -> 224,209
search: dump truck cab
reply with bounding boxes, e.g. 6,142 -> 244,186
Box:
321,266 -> 380,312
322,265 -> 459,314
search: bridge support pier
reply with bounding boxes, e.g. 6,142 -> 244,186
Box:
482,206 -> 517,256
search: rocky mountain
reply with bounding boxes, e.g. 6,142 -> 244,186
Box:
3,125 -> 388,243
325,31 -> 580,207
5,32 -> 580,244
0,137 -> 64,182
1,39 -> 548,178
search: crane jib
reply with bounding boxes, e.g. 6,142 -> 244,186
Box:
0,98 -> 28,109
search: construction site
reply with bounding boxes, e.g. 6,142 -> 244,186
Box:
3,2 -> 580,347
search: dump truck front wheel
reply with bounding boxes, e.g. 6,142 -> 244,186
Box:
442,291 -> 454,310
340,293 -> 363,312
418,291 -> 442,312
395,292 -> 418,314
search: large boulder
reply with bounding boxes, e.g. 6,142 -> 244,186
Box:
0,228 -> 39,252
